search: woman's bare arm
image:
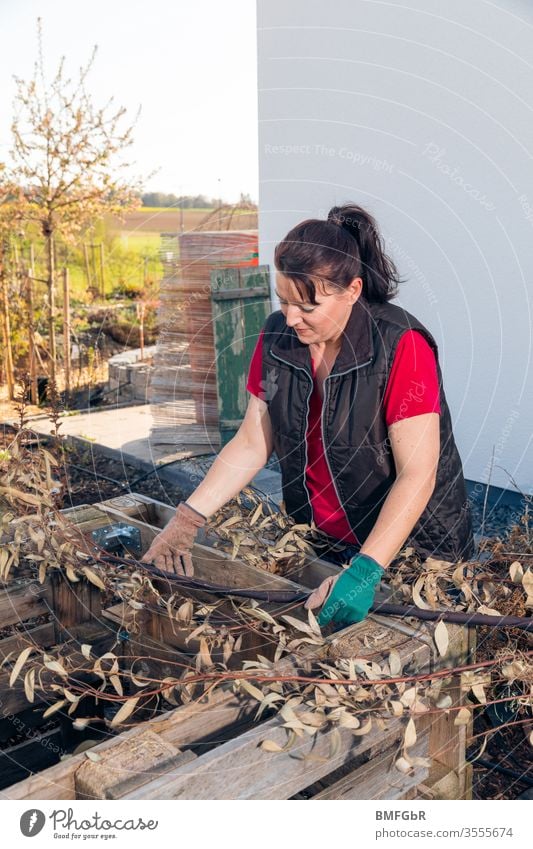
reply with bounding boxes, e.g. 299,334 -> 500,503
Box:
359,412 -> 440,568
185,393 -> 273,517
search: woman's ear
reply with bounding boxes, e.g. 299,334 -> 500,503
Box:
348,277 -> 363,302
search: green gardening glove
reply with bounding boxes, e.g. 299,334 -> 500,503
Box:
317,554 -> 385,629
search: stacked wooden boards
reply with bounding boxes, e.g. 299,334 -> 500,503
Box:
149,231 -> 259,453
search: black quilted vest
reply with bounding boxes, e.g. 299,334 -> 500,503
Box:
261,295 -> 475,562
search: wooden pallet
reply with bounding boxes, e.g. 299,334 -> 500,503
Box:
1,494 -> 475,800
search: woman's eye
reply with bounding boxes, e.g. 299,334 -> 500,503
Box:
279,300 -> 316,313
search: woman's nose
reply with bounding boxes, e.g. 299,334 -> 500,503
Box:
285,304 -> 303,327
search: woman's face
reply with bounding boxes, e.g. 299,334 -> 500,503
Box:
275,271 -> 362,346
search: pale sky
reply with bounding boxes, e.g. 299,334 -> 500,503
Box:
0,0 -> 258,203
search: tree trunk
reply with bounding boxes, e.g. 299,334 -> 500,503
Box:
26,273 -> 38,405
27,245 -> 38,404
0,260 -> 15,400
62,266 -> 71,396
45,228 -> 57,385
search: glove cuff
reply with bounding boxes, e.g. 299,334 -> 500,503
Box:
177,501 -> 207,526
347,553 -> 385,583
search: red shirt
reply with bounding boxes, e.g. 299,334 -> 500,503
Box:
246,328 -> 441,543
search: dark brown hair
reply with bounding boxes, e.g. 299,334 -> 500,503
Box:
274,203 -> 402,304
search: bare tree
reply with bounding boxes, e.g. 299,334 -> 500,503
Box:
8,19 -> 142,385
0,168 -> 27,399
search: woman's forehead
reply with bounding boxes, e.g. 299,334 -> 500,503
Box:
275,271 -> 330,300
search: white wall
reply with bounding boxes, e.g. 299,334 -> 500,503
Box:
257,0 -> 533,493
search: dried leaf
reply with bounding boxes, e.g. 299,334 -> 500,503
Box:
72,718 -> 91,730
412,575 -> 431,610
81,644 -> 92,660
81,566 -> 106,591
9,646 -> 33,687
255,692 -> 285,720
434,621 -> 449,658
395,756 -> 413,774
281,614 -> 318,638
0,485 -> 41,506
65,565 -> 80,583
43,657 -> 68,679
238,679 -> 265,703
476,604 -> 502,617
472,683 -> 486,704
352,716 -> 372,736
176,600 -> 193,624
388,649 -> 402,677
110,674 -> 123,696
260,739 -> 284,753
454,706 -> 471,726
43,699 -> 67,718
523,569 -> 533,607
249,503 -> 263,525
198,638 -> 212,668
404,717 -> 417,749
24,667 -> 35,703
509,561 -> 523,583
329,727 -> 342,759
63,689 -> 79,704
110,696 -> 140,727
241,607 -> 277,626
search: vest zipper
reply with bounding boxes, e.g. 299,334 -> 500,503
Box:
321,358 -> 373,540
269,349 -> 314,523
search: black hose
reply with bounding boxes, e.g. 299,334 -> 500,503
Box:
97,553 -> 533,630
373,602 -> 533,633
99,553 -> 309,604
471,757 -> 533,787
65,463 -> 129,491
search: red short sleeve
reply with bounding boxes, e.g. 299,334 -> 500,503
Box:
246,328 -> 265,397
383,330 -> 441,427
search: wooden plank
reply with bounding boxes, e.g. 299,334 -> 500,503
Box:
0,582 -> 50,629
310,733 -> 430,800
99,494 -> 174,529
106,750 -> 197,799
75,729 -> 182,800
0,623 -> 55,662
126,710 -> 407,800
417,620 -> 474,800
0,728 -> 64,790
211,266 -> 271,445
49,572 -> 102,643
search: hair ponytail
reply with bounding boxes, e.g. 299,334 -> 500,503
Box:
274,202 -> 402,304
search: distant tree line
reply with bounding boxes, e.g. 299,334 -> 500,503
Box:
140,192 -> 256,208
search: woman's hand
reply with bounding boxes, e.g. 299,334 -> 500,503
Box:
305,555 -> 384,628
140,502 -> 206,576
305,574 -> 340,612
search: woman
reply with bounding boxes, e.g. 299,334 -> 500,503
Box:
142,203 -> 475,628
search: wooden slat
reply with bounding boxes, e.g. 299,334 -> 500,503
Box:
49,572 -> 102,643
126,710 -> 408,800
0,623 -> 55,662
310,733 -> 430,800
0,728 -> 64,790
0,582 -> 50,629
210,266 -> 271,445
